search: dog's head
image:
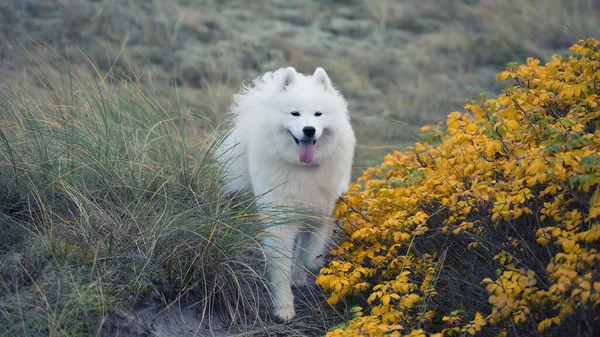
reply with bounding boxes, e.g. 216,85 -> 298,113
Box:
269,67 -> 353,165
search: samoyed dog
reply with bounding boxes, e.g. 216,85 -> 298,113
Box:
216,67 -> 355,321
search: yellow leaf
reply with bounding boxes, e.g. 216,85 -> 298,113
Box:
562,239 -> 576,253
447,111 -> 462,130
517,276 -> 528,288
496,71 -> 511,81
526,176 -> 537,186
526,160 -> 545,175
581,291 -> 590,303
403,294 -> 421,307
562,87 -> 574,99
505,120 -> 519,130
538,318 -> 552,333
424,310 -> 436,320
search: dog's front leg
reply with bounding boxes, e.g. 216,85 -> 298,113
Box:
263,223 -> 298,321
300,221 -> 334,273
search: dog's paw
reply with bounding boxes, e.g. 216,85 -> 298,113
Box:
273,303 -> 296,322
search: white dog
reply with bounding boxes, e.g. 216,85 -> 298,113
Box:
216,67 -> 355,321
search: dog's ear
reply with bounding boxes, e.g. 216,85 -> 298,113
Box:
281,67 -> 298,90
313,67 -> 333,91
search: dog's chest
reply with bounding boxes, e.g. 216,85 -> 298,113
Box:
257,164 -> 341,211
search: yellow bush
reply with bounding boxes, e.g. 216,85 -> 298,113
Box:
318,39 -> 600,336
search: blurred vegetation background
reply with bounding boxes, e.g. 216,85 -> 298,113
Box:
2,0 -> 599,171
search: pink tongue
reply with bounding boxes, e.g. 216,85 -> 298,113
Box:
298,140 -> 315,163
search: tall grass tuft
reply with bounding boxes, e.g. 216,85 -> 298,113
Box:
0,56 -> 280,335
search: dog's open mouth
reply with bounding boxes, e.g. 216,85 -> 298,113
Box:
290,134 -> 317,146
289,131 -> 317,163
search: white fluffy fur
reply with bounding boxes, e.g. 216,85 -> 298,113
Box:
216,67 -> 355,321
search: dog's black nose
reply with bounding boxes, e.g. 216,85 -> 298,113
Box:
303,126 -> 316,137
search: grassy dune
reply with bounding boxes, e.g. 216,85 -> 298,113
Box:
0,65 -> 343,335
1,0 -> 600,336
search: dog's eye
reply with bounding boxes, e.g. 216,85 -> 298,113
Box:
291,111 -> 300,117
314,111 -> 322,117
